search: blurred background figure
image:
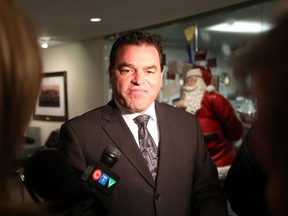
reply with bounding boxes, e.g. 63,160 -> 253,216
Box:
233,11 -> 288,216
175,65 -> 243,181
0,0 -> 43,214
224,127 -> 270,216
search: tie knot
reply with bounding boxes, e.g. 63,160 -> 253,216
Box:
134,114 -> 150,127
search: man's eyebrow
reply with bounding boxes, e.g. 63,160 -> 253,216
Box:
145,65 -> 157,70
116,63 -> 135,69
116,63 -> 157,70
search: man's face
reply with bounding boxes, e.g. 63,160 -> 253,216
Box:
109,44 -> 163,113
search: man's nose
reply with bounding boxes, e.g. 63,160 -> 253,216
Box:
132,70 -> 145,84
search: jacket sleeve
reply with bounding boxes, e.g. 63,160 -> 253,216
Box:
193,121 -> 228,216
209,93 -> 243,141
57,122 -> 87,173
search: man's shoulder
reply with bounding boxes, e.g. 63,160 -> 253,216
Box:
64,104 -> 110,126
156,101 -> 197,120
156,101 -> 182,112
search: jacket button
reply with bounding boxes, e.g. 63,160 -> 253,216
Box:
155,193 -> 160,200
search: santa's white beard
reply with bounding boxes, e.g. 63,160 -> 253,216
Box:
183,83 -> 205,114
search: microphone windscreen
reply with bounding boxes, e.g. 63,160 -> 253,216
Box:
100,145 -> 121,168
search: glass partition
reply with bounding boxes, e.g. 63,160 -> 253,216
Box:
104,0 -> 278,108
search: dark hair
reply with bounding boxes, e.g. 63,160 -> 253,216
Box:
109,31 -> 164,71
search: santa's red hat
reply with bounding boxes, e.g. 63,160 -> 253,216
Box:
186,66 -> 212,86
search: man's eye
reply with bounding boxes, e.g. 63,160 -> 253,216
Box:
146,70 -> 155,74
120,68 -> 134,75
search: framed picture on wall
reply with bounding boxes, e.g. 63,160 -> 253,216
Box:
33,71 -> 68,121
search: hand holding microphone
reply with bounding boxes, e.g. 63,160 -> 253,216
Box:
22,145 -> 121,215
22,148 -> 110,215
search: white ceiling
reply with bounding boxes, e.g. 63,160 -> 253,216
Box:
15,0 -> 253,47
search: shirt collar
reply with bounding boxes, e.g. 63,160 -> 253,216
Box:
115,100 -> 157,122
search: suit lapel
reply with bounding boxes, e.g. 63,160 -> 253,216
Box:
101,100 -> 155,187
154,102 -> 175,186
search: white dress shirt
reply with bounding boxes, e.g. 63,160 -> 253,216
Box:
115,101 -> 159,148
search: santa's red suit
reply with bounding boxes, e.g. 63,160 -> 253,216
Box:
178,66 -> 243,172
197,91 -> 243,167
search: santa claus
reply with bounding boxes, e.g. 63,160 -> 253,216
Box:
175,66 -> 243,180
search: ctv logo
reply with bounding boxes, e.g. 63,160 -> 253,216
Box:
92,169 -> 117,188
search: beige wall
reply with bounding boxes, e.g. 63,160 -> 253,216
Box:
30,38 -> 105,145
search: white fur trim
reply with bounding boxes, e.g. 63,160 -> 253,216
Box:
184,89 -> 204,114
186,68 -> 202,78
206,85 -> 215,93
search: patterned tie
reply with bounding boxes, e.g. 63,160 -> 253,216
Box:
134,114 -> 158,180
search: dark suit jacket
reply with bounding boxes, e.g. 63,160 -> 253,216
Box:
58,100 -> 227,216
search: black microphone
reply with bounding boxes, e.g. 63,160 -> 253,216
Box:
22,148 -> 107,215
81,145 -> 121,195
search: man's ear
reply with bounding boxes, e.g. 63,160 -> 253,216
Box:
109,69 -> 113,82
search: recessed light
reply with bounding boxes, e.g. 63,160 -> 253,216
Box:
90,18 -> 102,22
41,42 -> 48,48
39,37 -> 50,48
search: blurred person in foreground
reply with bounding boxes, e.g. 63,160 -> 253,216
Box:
224,127 -> 270,216
175,66 -> 243,181
0,0 -> 43,215
233,12 -> 288,216
58,31 -> 228,216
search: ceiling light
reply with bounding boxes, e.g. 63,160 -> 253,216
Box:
41,42 -> 48,49
90,17 -> 102,22
39,37 -> 50,49
206,21 -> 272,33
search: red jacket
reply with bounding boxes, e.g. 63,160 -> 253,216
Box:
196,92 -> 243,167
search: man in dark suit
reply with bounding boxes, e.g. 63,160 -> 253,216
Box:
58,31 -> 227,216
